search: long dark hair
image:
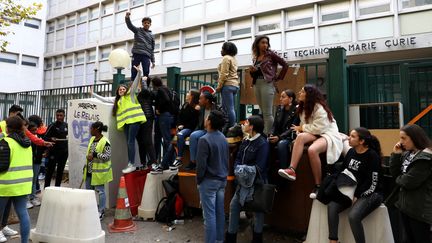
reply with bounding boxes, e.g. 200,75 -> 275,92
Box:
283,89 -> 297,107
252,35 -> 270,58
353,127 -> 382,157
400,124 -> 432,150
298,84 -> 333,122
189,89 -> 200,106
112,84 -> 128,116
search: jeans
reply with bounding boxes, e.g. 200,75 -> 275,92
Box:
176,128 -> 192,158
327,193 -> 383,242
131,53 -> 150,80
30,163 -> 41,200
228,193 -> 265,234
189,130 -> 207,162
45,151 -> 68,188
221,85 -> 239,128
0,196 -> 30,243
155,112 -> 174,160
198,179 -> 226,243
85,175 -> 106,213
400,211 -> 431,243
124,122 -> 141,166
277,139 -> 292,169
253,79 -> 275,135
137,119 -> 156,166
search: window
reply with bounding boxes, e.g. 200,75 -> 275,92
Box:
67,15 -> 76,26
164,34 -> 179,48
400,0 -> 432,9
78,11 -> 88,23
101,15 -> 113,39
100,47 -> 111,60
74,64 -> 85,86
130,5 -> 145,26
117,0 -> 129,11
285,28 -> 314,49
165,0 -> 181,26
45,59 -> 53,69
115,14 -> 127,37
319,23 -> 352,45
46,33 -> 55,52
154,36 -> 161,50
206,25 -> 224,41
103,3 -> 114,15
24,18 -> 41,29
21,55 -> 38,67
184,29 -> 201,45
90,7 -> 99,19
88,20 -> 99,42
257,14 -> 281,33
76,23 -> 87,46
87,49 -> 97,62
55,57 -> 63,67
0,52 -> 18,64
65,55 -> 73,66
206,0 -> 225,17
65,26 -> 75,49
57,18 -> 65,29
184,0 -> 202,22
147,1 -> 162,28
320,1 -> 350,22
358,0 -> 391,16
55,29 -> 65,51
230,19 -> 251,38
131,0 -> 145,7
287,8 -> 314,27
230,0 -> 251,11
47,22 -> 55,32
76,52 -> 85,64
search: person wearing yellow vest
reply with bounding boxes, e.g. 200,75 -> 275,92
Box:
83,122 -> 112,220
0,116 -> 33,243
92,65 -> 146,174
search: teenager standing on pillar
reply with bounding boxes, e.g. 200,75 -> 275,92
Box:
125,12 -> 155,79
249,35 -> 288,135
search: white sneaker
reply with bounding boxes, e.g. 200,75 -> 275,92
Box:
26,201 -> 34,209
0,231 -> 6,243
122,163 -> 136,174
31,198 -> 41,206
2,225 -> 18,236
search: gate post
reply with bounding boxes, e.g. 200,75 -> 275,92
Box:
167,67 -> 181,93
327,48 -> 348,133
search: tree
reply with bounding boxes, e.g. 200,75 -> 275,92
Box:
0,0 -> 42,51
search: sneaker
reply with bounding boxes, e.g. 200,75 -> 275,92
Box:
278,167 -> 296,181
169,158 -> 183,170
151,163 -> 159,170
184,162 -> 196,171
31,198 -> 41,207
309,185 -> 321,199
99,211 -> 105,221
2,226 -> 18,236
150,166 -> 163,175
0,231 -> 6,243
38,173 -> 45,180
139,164 -> 148,170
122,163 -> 136,174
26,201 -> 34,209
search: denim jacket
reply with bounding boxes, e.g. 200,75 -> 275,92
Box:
234,165 -> 256,206
234,134 -> 269,181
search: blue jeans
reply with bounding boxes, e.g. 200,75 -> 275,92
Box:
189,130 -> 207,162
198,179 -> 226,243
30,163 -> 41,200
161,144 -> 176,169
228,193 -> 265,234
0,196 -> 30,243
124,122 -> 141,166
277,139 -> 292,169
221,85 -> 239,127
176,128 -> 192,158
85,175 -> 106,213
155,112 -> 174,160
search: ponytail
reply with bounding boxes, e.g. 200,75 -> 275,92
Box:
353,127 -> 382,158
91,121 -> 108,133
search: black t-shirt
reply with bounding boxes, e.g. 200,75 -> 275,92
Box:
342,148 -> 382,198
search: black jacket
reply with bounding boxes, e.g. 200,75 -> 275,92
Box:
177,103 -> 200,130
45,121 -> 68,152
154,86 -> 173,114
271,105 -> 299,140
196,104 -> 229,133
0,132 -> 31,172
137,88 -> 155,121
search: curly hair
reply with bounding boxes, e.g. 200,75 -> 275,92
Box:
298,84 -> 333,122
222,42 -> 238,56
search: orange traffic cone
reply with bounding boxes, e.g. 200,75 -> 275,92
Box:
108,176 -> 137,233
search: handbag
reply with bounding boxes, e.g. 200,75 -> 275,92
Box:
242,166 -> 277,213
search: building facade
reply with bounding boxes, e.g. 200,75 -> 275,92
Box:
0,0 -> 47,93
43,0 -> 432,89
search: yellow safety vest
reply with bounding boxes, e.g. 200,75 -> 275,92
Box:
116,94 -> 146,131
83,136 -> 113,186
0,120 -> 6,135
0,137 -> 33,197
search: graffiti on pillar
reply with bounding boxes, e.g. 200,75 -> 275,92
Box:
72,108 -> 100,148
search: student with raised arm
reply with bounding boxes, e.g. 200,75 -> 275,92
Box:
92,66 -> 146,174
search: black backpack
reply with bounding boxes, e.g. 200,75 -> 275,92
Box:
155,192 -> 177,224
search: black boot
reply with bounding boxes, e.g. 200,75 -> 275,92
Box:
225,232 -> 237,243
251,232 -> 263,243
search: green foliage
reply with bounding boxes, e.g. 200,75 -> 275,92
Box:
0,0 -> 42,51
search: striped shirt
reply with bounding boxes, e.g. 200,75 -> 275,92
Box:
126,17 -> 155,63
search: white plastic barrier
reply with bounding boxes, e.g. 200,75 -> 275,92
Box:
30,187 -> 105,243
138,170 -> 178,219
67,98 -> 140,208
304,200 -> 394,243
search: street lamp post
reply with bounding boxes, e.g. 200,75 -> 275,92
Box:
108,49 -> 131,96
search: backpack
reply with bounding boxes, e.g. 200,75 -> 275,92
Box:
155,192 -> 183,224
